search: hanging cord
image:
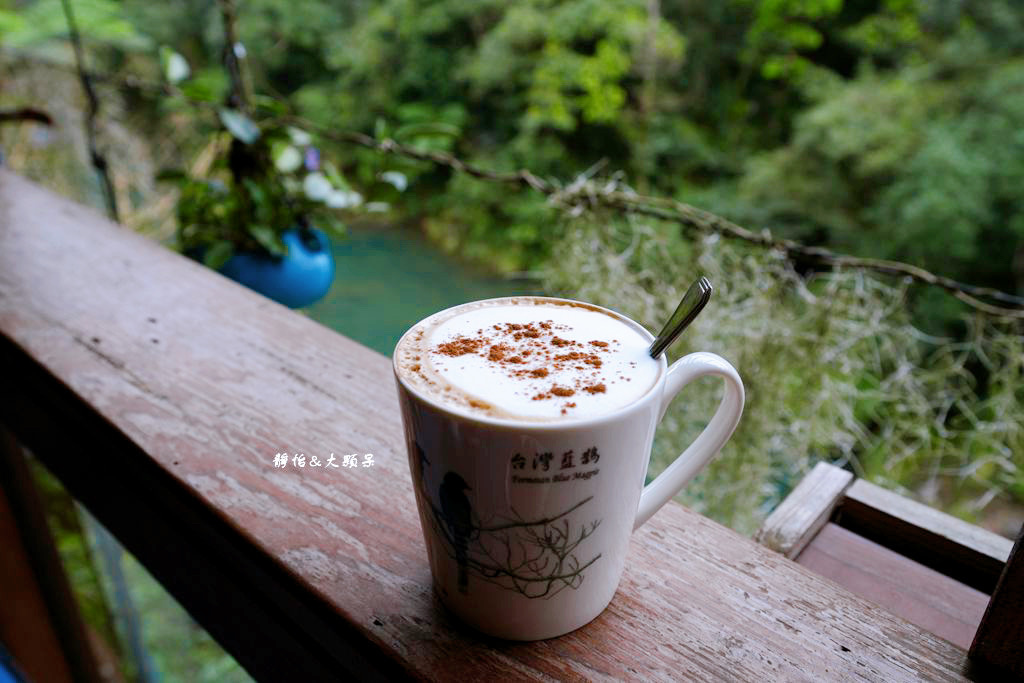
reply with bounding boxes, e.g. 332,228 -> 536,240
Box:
60,0 -> 120,222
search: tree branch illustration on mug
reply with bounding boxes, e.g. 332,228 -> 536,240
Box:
429,470 -> 602,599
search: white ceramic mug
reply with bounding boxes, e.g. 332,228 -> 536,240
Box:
394,297 -> 744,640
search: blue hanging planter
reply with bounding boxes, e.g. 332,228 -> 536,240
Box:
218,227 -> 335,308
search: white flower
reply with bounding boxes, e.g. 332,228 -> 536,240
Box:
325,189 -> 364,209
379,171 -> 408,192
364,202 -> 390,213
288,127 -> 313,146
165,52 -> 190,84
303,172 -> 332,201
273,145 -> 302,173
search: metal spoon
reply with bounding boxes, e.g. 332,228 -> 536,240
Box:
648,276 -> 712,359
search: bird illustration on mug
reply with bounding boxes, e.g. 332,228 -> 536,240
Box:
439,471 -> 473,594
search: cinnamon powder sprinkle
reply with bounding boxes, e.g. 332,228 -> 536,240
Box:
554,351 -> 603,367
488,344 -> 510,361
437,336 -> 485,356
429,316 -> 621,412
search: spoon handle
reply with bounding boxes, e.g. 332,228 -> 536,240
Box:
648,276 -> 712,359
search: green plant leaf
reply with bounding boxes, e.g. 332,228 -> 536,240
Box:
393,121 -> 461,141
248,225 -> 286,255
322,162 -> 349,190
218,109 -> 260,144
179,68 -> 228,103
5,0 -> 150,50
317,215 -> 347,238
252,94 -> 289,116
237,179 -> 264,211
0,10 -> 28,36
203,240 -> 234,270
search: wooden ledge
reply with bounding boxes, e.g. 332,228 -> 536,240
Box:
755,462 -> 1020,666
840,478 -> 1012,593
0,170 -> 973,680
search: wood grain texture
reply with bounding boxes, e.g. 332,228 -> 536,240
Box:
840,480 -> 1012,593
0,170 -> 973,681
970,526 -> 1024,677
797,523 -> 990,650
755,462 -> 853,558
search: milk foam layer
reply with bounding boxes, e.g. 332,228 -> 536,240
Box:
395,298 -> 661,421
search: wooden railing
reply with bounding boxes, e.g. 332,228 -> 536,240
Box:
756,462 -> 1021,663
0,169 -> 987,680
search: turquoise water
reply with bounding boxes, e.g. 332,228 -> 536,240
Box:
305,224 -> 538,355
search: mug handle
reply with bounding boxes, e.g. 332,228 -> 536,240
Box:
633,352 -> 745,530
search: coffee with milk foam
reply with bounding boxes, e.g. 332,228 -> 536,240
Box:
395,297 -> 661,421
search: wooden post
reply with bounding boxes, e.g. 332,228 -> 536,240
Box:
0,427 -> 104,683
970,524 -> 1024,676
754,462 -> 853,558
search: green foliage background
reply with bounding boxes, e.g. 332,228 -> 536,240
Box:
5,0 -> 1024,302
2,0 -> 1023,675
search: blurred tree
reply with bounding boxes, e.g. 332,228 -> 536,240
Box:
719,1 -> 1024,328
4,0 -> 1023,312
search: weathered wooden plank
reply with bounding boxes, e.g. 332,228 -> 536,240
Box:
970,526 -> 1024,677
755,461 -> 853,558
840,479 -> 1012,593
797,523 -> 990,650
0,170 -> 973,681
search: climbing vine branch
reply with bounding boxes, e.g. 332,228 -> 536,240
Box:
293,117 -> 1024,320
18,41 -> 1024,319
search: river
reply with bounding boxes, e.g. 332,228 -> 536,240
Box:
305,224 -> 539,355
